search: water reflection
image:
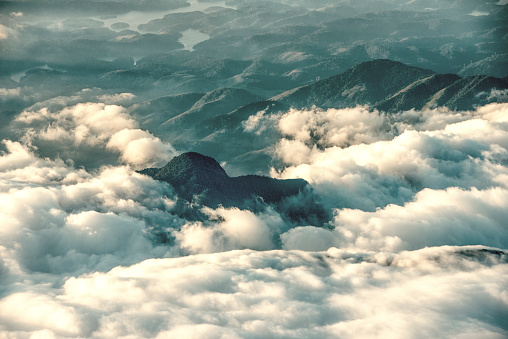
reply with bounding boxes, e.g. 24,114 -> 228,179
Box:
179,29 -> 210,51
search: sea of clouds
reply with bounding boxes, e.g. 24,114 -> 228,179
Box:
0,98 -> 507,337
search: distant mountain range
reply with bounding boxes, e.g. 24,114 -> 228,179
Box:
134,59 -> 508,175
144,59 -> 508,136
273,59 -> 508,111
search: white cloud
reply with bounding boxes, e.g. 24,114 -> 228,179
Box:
0,292 -> 83,336
175,207 -> 285,254
281,226 -> 338,251
15,102 -> 178,168
16,103 -> 135,142
275,138 -> 312,165
278,106 -> 389,148
273,104 -> 508,211
0,246 -> 506,338
0,25 -> 14,40
0,140 -> 89,187
97,92 -> 136,104
331,186 -> 508,252
0,87 -> 21,97
0,142 -> 181,276
107,129 -> 178,168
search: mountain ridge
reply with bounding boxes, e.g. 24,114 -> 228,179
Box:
272,59 -> 508,111
272,59 -> 436,108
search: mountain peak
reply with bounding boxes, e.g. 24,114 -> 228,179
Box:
166,152 -> 225,172
155,152 -> 228,183
274,58 -> 435,109
139,152 -> 308,208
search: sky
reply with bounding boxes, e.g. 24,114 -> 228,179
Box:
0,0 -> 507,338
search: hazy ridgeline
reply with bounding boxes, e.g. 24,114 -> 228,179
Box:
0,0 -> 507,337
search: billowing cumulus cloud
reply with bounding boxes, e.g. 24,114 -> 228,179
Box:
0,142 -> 182,277
17,102 -> 136,143
277,106 -> 391,149
281,185 -> 508,252
107,128 -> 178,168
0,140 -> 88,186
272,104 -> 508,211
331,186 -> 508,251
15,102 -> 178,168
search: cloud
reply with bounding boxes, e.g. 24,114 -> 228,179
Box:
2,92 -> 508,339
0,25 -> 14,40
0,246 -> 506,338
15,102 -> 178,168
281,226 -> 338,251
0,180 -> 174,274
0,141 -> 182,277
0,88 -> 21,98
2,1 -> 507,336
4,102 -> 506,272
107,128 -> 178,168
0,140 -> 88,187
175,207 -> 285,254
242,107 -> 279,136
0,292 -> 84,336
272,104 -> 508,211
16,102 -> 135,141
97,92 -> 136,104
330,186 -> 508,252
278,106 -> 390,149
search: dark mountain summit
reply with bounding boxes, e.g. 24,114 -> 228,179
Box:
139,152 -> 308,208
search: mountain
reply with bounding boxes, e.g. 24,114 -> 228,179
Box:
459,54 -> 508,78
272,59 -> 435,108
272,59 -> 508,112
376,74 -> 508,112
161,88 -> 261,129
134,92 -> 204,129
135,60 -> 508,177
374,73 -> 462,112
139,152 -> 308,208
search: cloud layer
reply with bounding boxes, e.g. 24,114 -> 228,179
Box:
0,246 -> 506,338
1,102 -> 508,337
